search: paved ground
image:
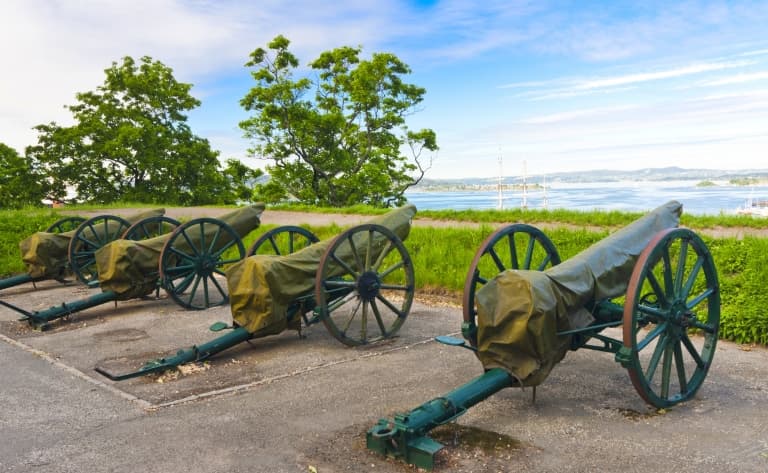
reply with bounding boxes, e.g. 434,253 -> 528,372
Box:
1,209 -> 767,472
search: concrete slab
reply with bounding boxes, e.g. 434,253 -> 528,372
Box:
1,248 -> 768,472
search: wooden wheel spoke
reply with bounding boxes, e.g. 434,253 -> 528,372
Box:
341,299 -> 362,334
660,340 -> 674,399
375,293 -> 405,318
686,287 -> 713,311
208,275 -> 227,300
636,321 -> 669,351
365,230 -> 374,271
682,257 -> 705,300
202,274 -> 210,307
164,264 -> 195,275
211,235 -> 237,258
645,271 -> 669,306
536,253 -> 553,271
523,235 -> 535,269
370,299 -> 388,335
488,247 -> 505,272
674,339 -> 688,393
379,283 -> 409,292
645,333 -> 669,382
267,235 -> 280,253
475,274 -> 488,285
347,233 -> 364,273
661,247 -> 674,300
360,302 -> 369,342
674,239 -> 689,294
77,235 -> 100,249
378,260 -> 404,280
169,246 -> 195,263
186,274 -> 203,306
507,234 -> 519,269
681,334 -> 706,368
207,225 -> 223,254
331,253 -> 360,279
180,230 -> 201,257
372,240 -> 394,272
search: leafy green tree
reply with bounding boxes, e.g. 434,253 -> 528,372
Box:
26,56 -> 227,205
239,35 -> 438,207
0,143 -> 46,208
221,158 -> 264,203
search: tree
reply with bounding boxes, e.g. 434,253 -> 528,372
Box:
26,56 -> 227,205
0,143 -> 46,208
239,35 -> 438,207
221,158 -> 264,203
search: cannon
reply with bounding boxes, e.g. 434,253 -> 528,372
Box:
0,209 -> 170,294
9,205 -> 264,329
367,201 -> 720,469
95,205 -> 416,381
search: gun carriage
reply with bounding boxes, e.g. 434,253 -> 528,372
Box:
367,201 -> 720,469
95,205 -> 416,381
5,205 -> 264,329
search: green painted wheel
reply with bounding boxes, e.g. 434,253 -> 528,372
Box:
159,218 -> 245,310
68,215 -> 131,284
122,216 -> 180,240
462,224 -> 560,346
247,226 -> 319,256
621,228 -> 720,408
315,224 -> 414,346
45,216 -> 86,233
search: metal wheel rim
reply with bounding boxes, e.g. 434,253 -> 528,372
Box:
159,217 -> 245,310
122,216 -> 181,240
462,223 -> 560,345
623,228 -> 720,407
315,224 -> 414,346
248,226 -> 319,256
68,215 -> 131,284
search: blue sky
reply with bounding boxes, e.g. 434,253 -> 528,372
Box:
2,0 -> 767,179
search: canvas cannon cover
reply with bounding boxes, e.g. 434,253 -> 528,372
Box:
94,204 -> 265,300
19,209 -> 166,279
227,204 -> 417,337
475,200 -> 683,386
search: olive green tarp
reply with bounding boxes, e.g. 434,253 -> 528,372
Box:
227,204 -> 417,337
475,200 -> 683,386
19,209 -> 166,279
94,204 -> 266,300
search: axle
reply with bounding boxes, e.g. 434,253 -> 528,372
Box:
95,326 -> 252,381
367,367 -> 515,470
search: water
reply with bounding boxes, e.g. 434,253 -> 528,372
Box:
405,180 -> 768,216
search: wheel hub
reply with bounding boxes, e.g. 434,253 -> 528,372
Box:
357,270 -> 381,301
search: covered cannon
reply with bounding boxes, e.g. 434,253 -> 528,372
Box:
0,209 -> 169,293
95,204 -> 416,381
368,201 -> 720,469
16,205 -> 264,329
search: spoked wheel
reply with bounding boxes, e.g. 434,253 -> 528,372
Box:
462,224 -> 560,345
315,224 -> 414,346
68,215 -> 131,284
122,216 -> 180,240
46,216 -> 86,233
620,228 -> 720,408
159,218 -> 245,310
247,226 -> 319,256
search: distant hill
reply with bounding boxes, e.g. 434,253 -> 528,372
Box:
415,167 -> 768,188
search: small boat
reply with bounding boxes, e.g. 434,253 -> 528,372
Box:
736,195 -> 768,217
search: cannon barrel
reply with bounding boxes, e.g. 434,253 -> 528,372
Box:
367,367 -> 514,470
